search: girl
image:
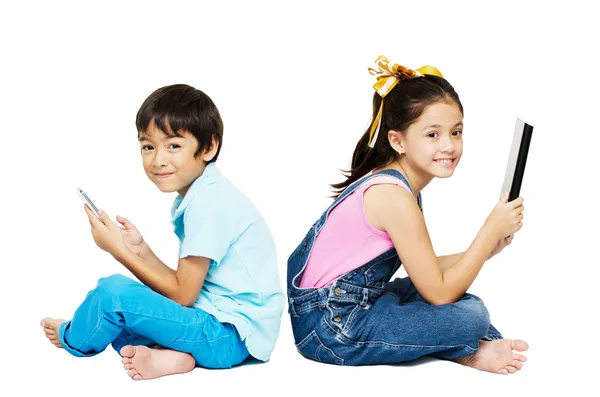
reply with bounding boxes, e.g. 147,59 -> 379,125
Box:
287,56 -> 528,374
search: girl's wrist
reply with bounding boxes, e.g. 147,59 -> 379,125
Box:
479,223 -> 499,245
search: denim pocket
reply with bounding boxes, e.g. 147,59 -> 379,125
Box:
295,330 -> 344,366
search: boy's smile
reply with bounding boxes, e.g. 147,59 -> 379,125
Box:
139,121 -> 217,197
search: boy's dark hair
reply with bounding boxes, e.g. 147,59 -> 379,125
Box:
331,75 -> 463,198
136,84 -> 224,163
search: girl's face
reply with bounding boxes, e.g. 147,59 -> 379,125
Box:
400,101 -> 464,178
138,122 -> 215,197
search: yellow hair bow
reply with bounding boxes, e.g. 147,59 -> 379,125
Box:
367,56 -> 444,148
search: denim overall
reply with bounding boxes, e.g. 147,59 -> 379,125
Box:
287,169 -> 502,366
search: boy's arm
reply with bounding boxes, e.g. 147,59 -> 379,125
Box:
115,247 -> 209,307
138,244 -> 176,276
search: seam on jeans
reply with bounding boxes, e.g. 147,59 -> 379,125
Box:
117,310 -> 208,326
353,251 -> 397,283
295,330 -> 344,365
294,302 -> 323,314
295,330 -> 318,350
322,318 -> 477,353
317,340 -> 344,365
481,334 -> 503,341
300,231 -> 312,255
363,258 -> 392,287
287,288 -> 320,301
288,298 -> 299,317
341,303 -> 362,335
315,345 -> 324,362
117,309 -> 211,345
174,334 -> 230,344
75,313 -> 108,350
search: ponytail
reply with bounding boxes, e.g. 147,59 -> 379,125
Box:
330,71 -> 463,199
330,94 -> 396,197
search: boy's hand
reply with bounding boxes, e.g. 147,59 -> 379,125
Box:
84,205 -> 128,259
116,215 -> 148,258
487,234 -> 514,261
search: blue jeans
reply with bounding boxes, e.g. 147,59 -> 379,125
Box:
58,274 -> 249,369
287,169 -> 502,366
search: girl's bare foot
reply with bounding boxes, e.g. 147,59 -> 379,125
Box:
120,345 -> 196,380
454,339 -> 529,374
40,318 -> 66,349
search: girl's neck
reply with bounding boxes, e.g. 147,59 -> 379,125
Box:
375,156 -> 433,198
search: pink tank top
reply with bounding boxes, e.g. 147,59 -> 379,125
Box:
299,174 -> 417,288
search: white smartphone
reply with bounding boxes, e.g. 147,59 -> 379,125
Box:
77,187 -> 100,219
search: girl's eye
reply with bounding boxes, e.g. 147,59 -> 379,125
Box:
452,130 -> 463,136
428,132 -> 438,138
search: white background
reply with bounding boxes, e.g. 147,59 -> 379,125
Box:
1,0 -> 598,395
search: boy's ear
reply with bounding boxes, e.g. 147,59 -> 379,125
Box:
201,136 -> 219,162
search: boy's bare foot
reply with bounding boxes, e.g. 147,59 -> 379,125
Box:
454,339 -> 529,375
120,345 -> 196,380
40,318 -> 66,349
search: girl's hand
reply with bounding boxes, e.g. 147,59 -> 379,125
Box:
483,192 -> 525,241
84,205 -> 128,259
116,215 -> 148,258
488,234 -> 514,260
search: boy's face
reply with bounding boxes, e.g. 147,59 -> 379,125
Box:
138,121 -> 216,197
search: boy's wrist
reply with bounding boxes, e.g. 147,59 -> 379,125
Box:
138,241 -> 150,259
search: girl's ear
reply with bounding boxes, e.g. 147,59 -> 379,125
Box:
388,130 -> 405,155
202,136 -> 219,162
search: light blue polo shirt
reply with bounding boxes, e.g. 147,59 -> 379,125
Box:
170,163 -> 284,362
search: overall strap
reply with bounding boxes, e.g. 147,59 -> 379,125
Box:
321,169 -> 421,231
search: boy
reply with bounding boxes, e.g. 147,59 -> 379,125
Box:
41,84 -> 284,380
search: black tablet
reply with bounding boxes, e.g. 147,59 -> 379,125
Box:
501,118 -> 534,202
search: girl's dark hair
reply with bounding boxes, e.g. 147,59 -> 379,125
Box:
331,74 -> 463,198
136,84 -> 224,163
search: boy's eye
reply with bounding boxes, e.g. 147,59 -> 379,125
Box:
141,145 -> 153,151
169,144 -> 181,149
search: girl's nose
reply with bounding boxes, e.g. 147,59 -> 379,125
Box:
440,136 -> 455,153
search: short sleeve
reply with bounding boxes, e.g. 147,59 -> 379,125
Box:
179,194 -> 233,265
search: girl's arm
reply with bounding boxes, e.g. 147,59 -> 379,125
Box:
437,252 -> 464,271
365,184 -> 497,305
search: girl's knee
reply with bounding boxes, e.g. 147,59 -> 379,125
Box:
455,294 -> 491,335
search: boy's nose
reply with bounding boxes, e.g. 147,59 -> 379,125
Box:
152,151 -> 168,167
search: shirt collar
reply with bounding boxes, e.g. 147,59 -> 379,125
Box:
171,163 -> 220,221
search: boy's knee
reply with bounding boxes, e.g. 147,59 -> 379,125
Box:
94,274 -> 136,297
